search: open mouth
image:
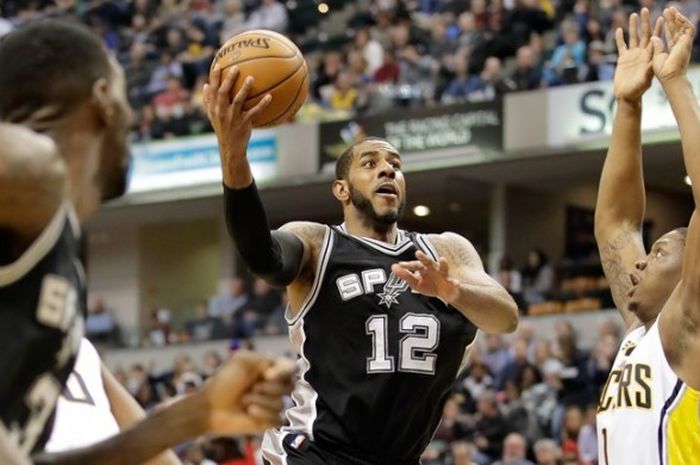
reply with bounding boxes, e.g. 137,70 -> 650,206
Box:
375,183 -> 398,198
628,273 -> 641,298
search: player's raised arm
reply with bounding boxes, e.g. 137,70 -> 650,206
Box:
392,233 -> 518,334
33,353 -> 294,465
202,67 -> 322,287
594,9 -> 660,330
651,7 -> 700,390
0,124 -> 66,261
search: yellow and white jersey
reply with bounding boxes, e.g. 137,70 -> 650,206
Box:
597,319 -> 700,465
44,338 -> 119,452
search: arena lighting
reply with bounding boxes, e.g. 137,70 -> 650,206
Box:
413,205 -> 430,217
286,0 -> 297,9
686,175 -> 693,186
318,2 -> 329,13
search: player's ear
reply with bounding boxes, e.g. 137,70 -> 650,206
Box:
332,179 -> 349,202
91,77 -> 115,128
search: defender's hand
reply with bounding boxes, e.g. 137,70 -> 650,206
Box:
651,7 -> 696,83
613,8 -> 663,102
202,66 -> 272,182
391,251 -> 460,303
203,352 -> 294,435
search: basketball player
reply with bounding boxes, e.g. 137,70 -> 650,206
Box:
594,7 -> 700,464
202,65 -> 519,464
0,19 -> 293,464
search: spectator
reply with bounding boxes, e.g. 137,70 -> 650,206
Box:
579,40 -> 615,82
125,41 -> 156,107
152,75 -> 190,120
354,26 -> 384,74
493,433 -> 535,465
433,395 -> 469,443
450,441 -> 478,465
456,12 -> 482,50
543,20 -> 586,86
209,277 -> 249,321
234,278 -> 280,336
484,334 -> 513,380
473,390 -> 511,462
264,291 -> 289,335
220,0 -> 245,43
502,381 -> 542,444
577,405 -> 598,465
244,0 -> 288,33
495,256 -> 525,307
85,297 -> 118,344
442,49 -> 472,103
522,248 -> 556,306
560,406 -> 584,462
533,439 -> 562,465
185,301 -> 225,341
314,50 -> 344,100
464,56 -> 508,102
201,350 -> 223,379
374,47 -> 400,83
508,45 -> 542,92
147,307 -> 172,346
460,361 -> 495,403
147,50 -> 184,96
500,338 -> 536,389
327,70 -> 360,113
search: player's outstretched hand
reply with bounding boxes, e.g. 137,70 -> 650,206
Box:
613,8 -> 663,102
203,351 -> 295,436
651,7 -> 696,83
202,66 -> 272,170
391,251 -> 460,303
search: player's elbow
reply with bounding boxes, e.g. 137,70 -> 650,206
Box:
490,299 -> 519,334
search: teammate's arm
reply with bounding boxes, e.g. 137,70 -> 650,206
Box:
393,232 -> 518,334
33,353 -> 294,465
0,124 -> 66,262
202,66 -> 323,286
100,364 -> 181,465
594,9 -> 660,330
651,7 -> 700,390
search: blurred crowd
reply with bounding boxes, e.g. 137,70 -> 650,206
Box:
4,0 -> 700,141
109,316 -> 621,464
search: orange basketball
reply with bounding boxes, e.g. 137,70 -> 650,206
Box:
211,29 -> 309,128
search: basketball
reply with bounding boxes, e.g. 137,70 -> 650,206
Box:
211,29 -> 308,128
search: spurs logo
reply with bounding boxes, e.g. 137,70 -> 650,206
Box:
377,273 -> 409,308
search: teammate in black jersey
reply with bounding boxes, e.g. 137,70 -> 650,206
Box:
203,66 -> 519,465
0,20 -> 293,465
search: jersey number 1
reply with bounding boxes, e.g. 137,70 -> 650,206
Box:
366,314 -> 440,375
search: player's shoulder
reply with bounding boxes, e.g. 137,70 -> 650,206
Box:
425,232 -> 478,257
279,221 -> 327,244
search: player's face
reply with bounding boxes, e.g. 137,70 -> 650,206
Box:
628,230 -> 685,321
98,58 -> 133,201
346,140 -> 406,225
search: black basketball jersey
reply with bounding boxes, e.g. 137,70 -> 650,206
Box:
0,204 -> 84,455
267,225 -> 478,465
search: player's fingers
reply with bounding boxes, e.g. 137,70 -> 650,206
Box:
415,250 -> 438,268
396,261 -> 425,272
391,264 -> 420,287
640,8 -> 651,47
653,16 -> 664,41
615,27 -> 627,53
242,392 -> 285,412
243,94 -> 272,124
246,404 -> 285,425
438,257 -> 449,274
233,76 -> 254,114
209,64 -> 222,93
217,68 -> 237,114
629,13 -> 639,48
263,357 -> 296,382
253,379 -> 294,396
